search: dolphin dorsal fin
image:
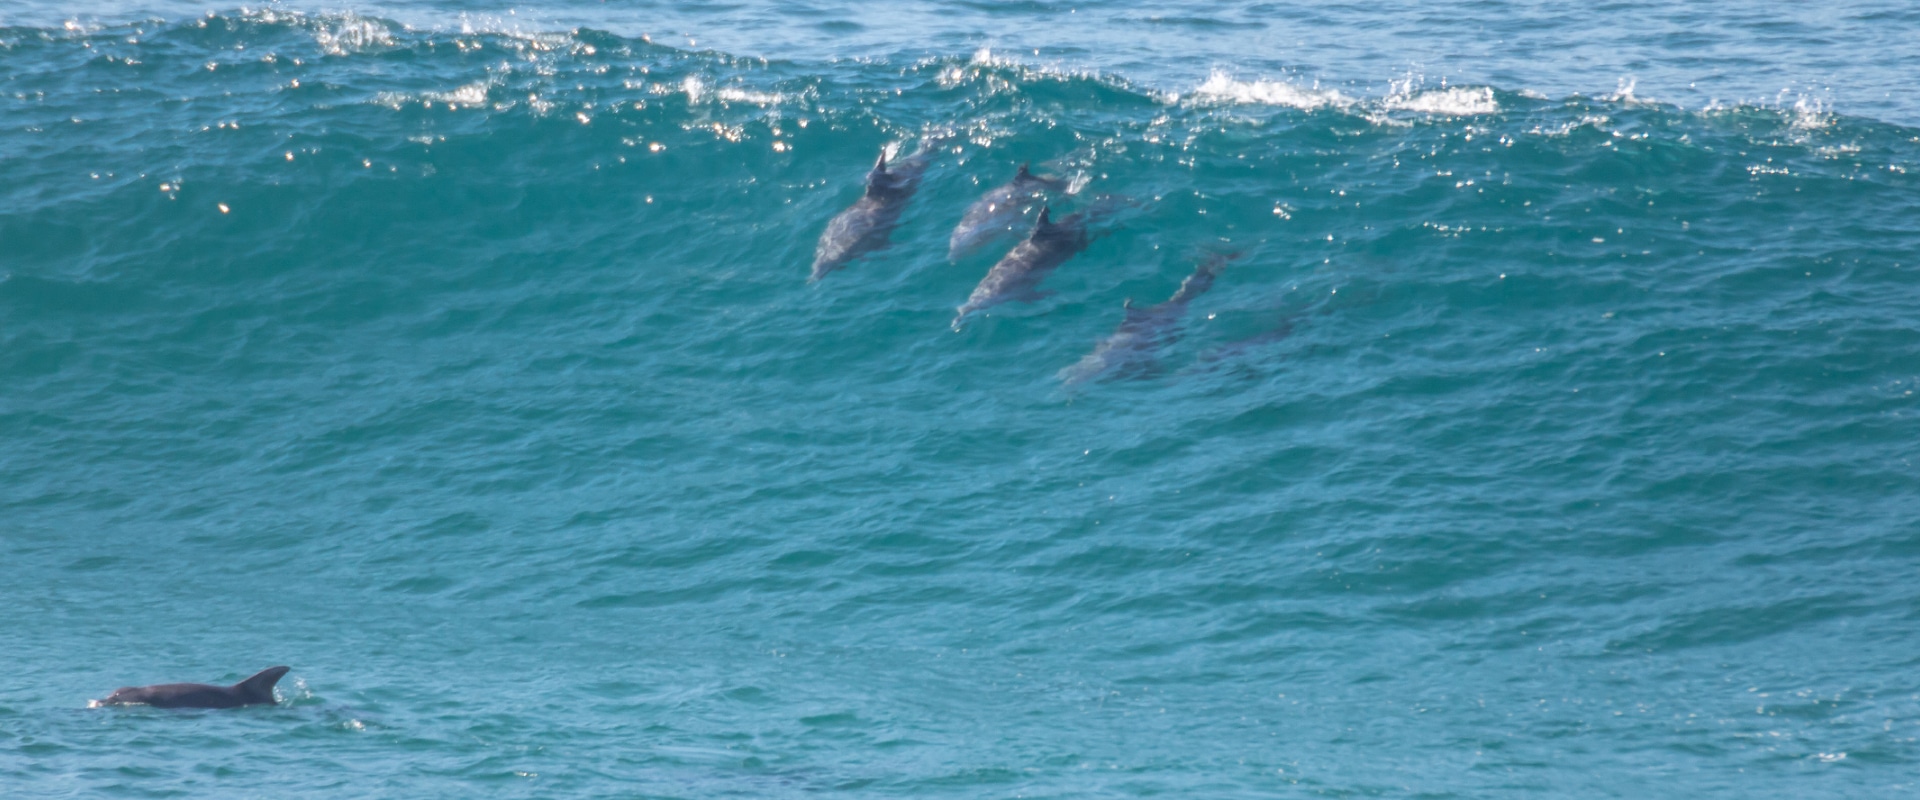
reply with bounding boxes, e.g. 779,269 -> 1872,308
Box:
234,666 -> 290,703
1031,205 -> 1053,236
1016,162 -> 1032,180
864,151 -> 893,197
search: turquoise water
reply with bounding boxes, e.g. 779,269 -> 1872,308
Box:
5,5 -> 1920,798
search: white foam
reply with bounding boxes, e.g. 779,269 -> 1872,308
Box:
428,81 -> 490,108
1602,77 -> 1648,105
1701,92 -> 1836,135
1188,71 -> 1349,111
969,47 -> 1016,69
1384,86 -> 1498,116
370,80 -> 494,111
312,14 -> 397,56
716,87 -> 783,105
954,47 -> 1111,91
1788,95 -> 1833,132
237,8 -> 400,56
1530,114 -> 1610,137
681,75 -> 707,103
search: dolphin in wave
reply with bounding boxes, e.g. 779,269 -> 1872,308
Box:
1058,253 -> 1234,386
948,162 -> 1069,261
811,138 -> 943,281
952,205 -> 1091,329
93,665 -> 291,709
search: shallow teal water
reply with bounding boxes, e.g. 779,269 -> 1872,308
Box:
5,7 -> 1920,798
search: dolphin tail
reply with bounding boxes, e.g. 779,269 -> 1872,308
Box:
234,666 -> 290,703
1016,161 -> 1071,193
1163,250 -> 1240,305
1079,193 -> 1145,225
1199,249 -> 1244,271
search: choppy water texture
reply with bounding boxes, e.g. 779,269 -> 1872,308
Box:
4,4 -> 1920,798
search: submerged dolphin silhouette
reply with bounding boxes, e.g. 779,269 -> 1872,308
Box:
948,162 -> 1068,261
1058,252 -> 1233,386
1194,319 -> 1298,367
95,666 -> 290,709
811,138 -> 942,280
952,205 -> 1090,329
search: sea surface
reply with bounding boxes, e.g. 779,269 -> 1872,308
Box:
4,3 -> 1920,798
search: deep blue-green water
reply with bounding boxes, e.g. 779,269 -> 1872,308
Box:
5,3 -> 1920,798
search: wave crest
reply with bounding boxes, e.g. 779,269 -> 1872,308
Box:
1188,71 -> 1351,111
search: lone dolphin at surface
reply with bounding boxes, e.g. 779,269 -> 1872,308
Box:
94,666 -> 290,709
948,163 -> 1069,261
1058,253 -> 1233,386
811,139 -> 942,280
952,205 -> 1090,329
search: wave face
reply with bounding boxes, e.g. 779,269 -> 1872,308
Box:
5,11 -> 1920,798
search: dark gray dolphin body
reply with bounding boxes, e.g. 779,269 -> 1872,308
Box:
948,163 -> 1068,261
952,205 -> 1089,329
1058,254 -> 1231,386
1195,320 -> 1297,367
811,140 -> 940,280
95,666 -> 289,709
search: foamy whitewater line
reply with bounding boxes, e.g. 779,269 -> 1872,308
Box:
1186,71 -> 1352,111
231,7 -> 399,56
678,75 -> 788,106
1185,71 -> 1499,119
31,11 -> 1865,132
1381,85 -> 1498,116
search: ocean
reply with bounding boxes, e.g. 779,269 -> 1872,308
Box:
3,2 -> 1919,797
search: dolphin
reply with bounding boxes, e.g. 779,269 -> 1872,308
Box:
948,163 -> 1069,261
94,666 -> 290,709
952,205 -> 1090,329
811,139 -> 942,281
1058,253 -> 1233,386
1195,319 -> 1298,367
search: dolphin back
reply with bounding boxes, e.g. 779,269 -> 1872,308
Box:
948,163 -> 1073,261
814,143 -> 934,279
97,665 -> 289,709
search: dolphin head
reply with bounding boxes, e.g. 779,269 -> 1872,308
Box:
99,686 -> 143,706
